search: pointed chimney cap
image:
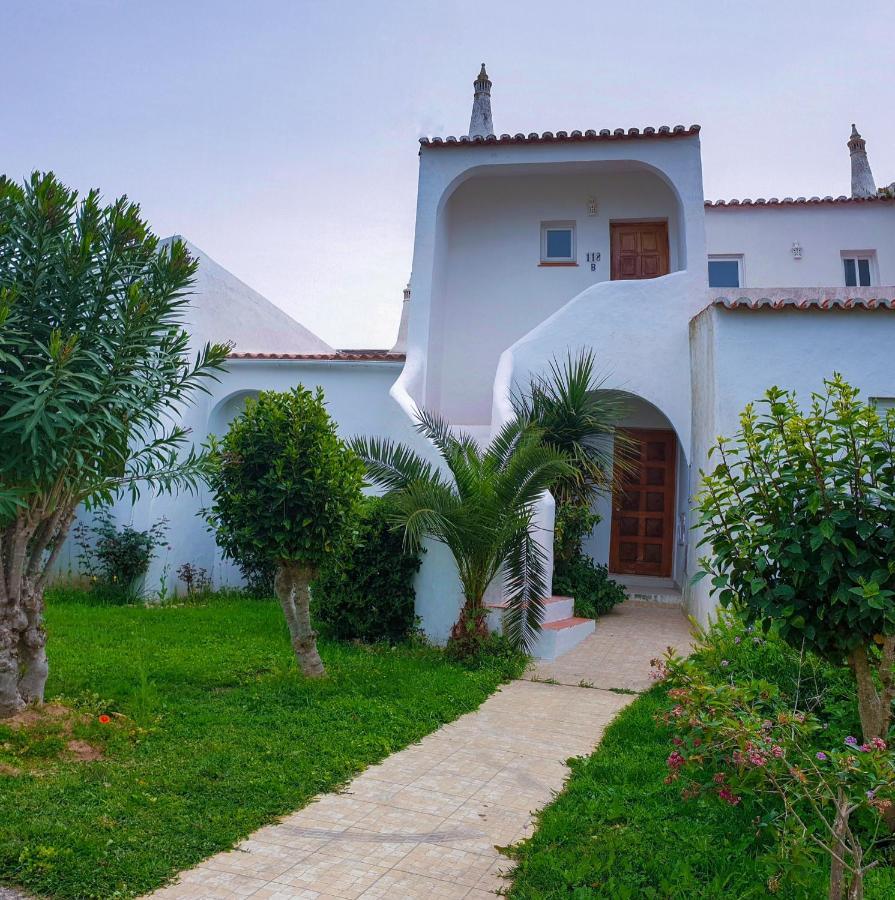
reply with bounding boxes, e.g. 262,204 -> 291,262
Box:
851,123 -> 861,139
477,63 -> 489,81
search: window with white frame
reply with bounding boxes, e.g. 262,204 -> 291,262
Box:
707,255 -> 744,288
540,222 -> 576,264
842,252 -> 876,287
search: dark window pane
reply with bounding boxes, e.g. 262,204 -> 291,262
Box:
546,229 -> 573,259
844,258 -> 857,287
858,258 -> 871,286
708,259 -> 740,288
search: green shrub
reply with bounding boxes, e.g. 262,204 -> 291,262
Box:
695,376 -> 895,745
553,501 -> 601,564
72,512 -> 169,604
312,498 -> 422,643
553,554 -> 626,618
205,386 -> 365,677
444,632 -> 529,680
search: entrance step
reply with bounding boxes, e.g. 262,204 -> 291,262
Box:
485,596 -> 595,659
613,575 -> 683,607
533,616 -> 595,660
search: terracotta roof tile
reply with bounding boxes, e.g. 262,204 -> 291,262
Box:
228,351 -> 405,362
713,292 -> 895,311
706,195 -> 893,208
420,125 -> 700,148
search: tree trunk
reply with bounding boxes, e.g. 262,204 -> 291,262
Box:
274,562 -> 325,678
829,791 -> 850,900
1,508 -> 74,718
848,645 -> 887,740
450,594 -> 489,644
0,618 -> 24,717
848,643 -> 895,833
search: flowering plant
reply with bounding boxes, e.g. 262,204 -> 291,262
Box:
654,650 -> 895,899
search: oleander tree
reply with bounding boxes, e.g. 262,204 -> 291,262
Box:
0,172 -> 229,717
205,387 -> 364,677
696,376 -> 895,749
351,411 -> 571,653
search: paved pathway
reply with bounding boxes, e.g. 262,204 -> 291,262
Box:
150,602 -> 693,899
528,601 -> 694,692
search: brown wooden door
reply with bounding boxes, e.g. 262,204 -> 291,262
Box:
610,221 -> 670,280
609,428 -> 676,577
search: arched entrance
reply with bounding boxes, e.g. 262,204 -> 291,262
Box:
582,392 -> 688,590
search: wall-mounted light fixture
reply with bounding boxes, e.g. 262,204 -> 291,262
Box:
791,241 -> 803,259
586,197 -> 598,216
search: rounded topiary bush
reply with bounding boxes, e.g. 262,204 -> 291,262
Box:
312,497 -> 421,643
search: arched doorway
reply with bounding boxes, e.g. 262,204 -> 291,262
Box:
582,392 -> 688,589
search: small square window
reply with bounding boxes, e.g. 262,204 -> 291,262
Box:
842,253 -> 875,287
708,256 -> 743,288
541,222 -> 576,263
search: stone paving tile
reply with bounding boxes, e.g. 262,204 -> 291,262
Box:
270,854 -> 389,898
357,870 -> 471,899
146,603 -> 679,898
528,600 -> 694,691
392,843 -> 498,888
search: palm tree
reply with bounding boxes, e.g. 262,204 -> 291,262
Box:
351,411 -> 571,652
513,349 -> 631,508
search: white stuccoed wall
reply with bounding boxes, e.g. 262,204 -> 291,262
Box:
704,202 -> 895,287
688,306 -> 895,624
394,133 -> 708,433
430,170 -> 683,424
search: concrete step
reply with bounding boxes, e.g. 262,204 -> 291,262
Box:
532,616 -> 596,660
613,575 -> 683,607
485,595 -> 574,630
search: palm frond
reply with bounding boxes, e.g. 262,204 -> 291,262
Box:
349,435 -> 441,492
502,526 -> 549,654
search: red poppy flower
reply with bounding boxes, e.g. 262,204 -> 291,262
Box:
98,714 -> 111,724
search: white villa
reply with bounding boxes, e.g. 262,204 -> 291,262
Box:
83,66 -> 895,658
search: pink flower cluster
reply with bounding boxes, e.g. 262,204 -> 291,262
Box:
717,786 -> 741,806
667,751 -> 685,770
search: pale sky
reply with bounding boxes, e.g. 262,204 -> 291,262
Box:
3,0 -> 893,348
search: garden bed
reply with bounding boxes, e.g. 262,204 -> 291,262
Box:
507,623 -> 895,899
0,595 -> 518,899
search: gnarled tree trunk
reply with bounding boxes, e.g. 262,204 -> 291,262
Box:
0,507 -> 73,718
848,640 -> 895,833
274,562 -> 325,678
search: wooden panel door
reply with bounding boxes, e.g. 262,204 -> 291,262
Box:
610,221 -> 670,280
609,429 -> 676,577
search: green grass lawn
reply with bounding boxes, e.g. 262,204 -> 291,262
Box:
0,598 -> 518,899
507,689 -> 895,899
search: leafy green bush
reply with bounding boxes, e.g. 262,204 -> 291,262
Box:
312,498 -> 422,643
656,614 -> 894,899
444,632 -> 529,680
695,376 -> 895,746
553,554 -> 626,619
72,512 -> 169,603
205,386 -> 364,677
552,501 -> 601,565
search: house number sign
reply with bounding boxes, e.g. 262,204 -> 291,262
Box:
586,251 -> 601,271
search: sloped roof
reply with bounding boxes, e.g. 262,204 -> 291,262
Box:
419,124 -> 700,147
705,195 -> 893,208
170,237 -> 335,355
712,289 -> 895,311
228,351 -> 405,362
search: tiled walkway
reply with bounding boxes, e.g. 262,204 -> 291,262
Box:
528,601 -> 694,691
150,602 -> 693,899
